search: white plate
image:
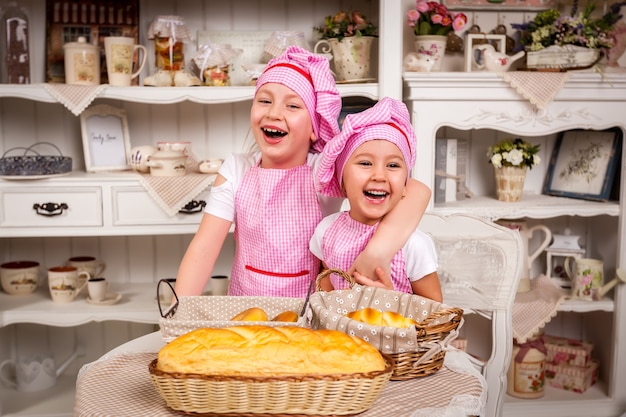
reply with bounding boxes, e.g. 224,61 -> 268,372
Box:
336,78 -> 376,84
86,292 -> 122,306
0,172 -> 71,180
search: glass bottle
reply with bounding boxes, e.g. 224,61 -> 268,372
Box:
0,1 -> 30,84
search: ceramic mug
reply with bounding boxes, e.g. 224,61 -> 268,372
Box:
67,256 -> 106,280
48,266 -> 90,303
87,277 -> 108,302
130,145 -> 157,173
0,355 -> 57,392
211,275 -> 230,296
565,257 -> 604,301
104,36 -> 147,86
0,261 -> 40,295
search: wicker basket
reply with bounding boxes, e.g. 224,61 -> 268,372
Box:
310,269 -> 463,380
157,279 -> 310,342
149,356 -> 393,416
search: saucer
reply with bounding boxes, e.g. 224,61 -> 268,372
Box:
86,292 -> 122,305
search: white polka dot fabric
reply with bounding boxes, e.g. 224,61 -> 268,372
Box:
159,295 -> 307,342
308,284 -> 459,354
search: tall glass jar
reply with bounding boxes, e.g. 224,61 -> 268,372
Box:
0,1 -> 30,84
147,16 -> 191,72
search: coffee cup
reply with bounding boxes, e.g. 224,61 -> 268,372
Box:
87,277 -> 108,302
48,266 -> 90,303
67,256 -> 106,278
0,261 -> 40,295
130,145 -> 157,173
211,275 -> 230,296
104,36 -> 147,86
565,257 -> 604,301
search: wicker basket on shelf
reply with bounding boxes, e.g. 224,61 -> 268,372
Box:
309,269 -> 464,380
148,356 -> 393,416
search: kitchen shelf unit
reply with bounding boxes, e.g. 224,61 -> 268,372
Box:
0,1 -> 401,416
404,71 -> 626,417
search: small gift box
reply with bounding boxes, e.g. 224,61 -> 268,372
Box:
544,335 -> 594,366
545,359 -> 599,393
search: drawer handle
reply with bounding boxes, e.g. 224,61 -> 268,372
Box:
178,199 -> 206,214
33,202 -> 69,216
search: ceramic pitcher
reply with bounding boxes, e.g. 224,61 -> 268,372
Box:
498,220 -> 552,292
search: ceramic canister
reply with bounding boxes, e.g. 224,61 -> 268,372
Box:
63,36 -> 100,85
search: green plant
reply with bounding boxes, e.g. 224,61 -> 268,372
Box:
488,138 -> 541,169
407,0 -> 468,36
314,10 -> 378,41
511,1 -> 626,51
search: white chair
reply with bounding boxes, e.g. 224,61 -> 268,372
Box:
419,213 -> 523,417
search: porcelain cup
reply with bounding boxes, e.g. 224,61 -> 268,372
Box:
48,266 -> 90,303
67,256 -> 106,280
130,145 -> 157,173
565,257 -> 604,301
104,36 -> 147,86
0,261 -> 40,295
87,277 -> 108,302
211,275 -> 230,295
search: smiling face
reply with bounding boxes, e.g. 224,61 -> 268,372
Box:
341,139 -> 408,226
250,82 -> 315,169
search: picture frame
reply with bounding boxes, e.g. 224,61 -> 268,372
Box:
80,104 -> 131,172
464,34 -> 506,72
543,128 -> 622,201
442,0 -> 556,11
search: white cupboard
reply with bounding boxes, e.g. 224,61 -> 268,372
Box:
1,0 -> 624,416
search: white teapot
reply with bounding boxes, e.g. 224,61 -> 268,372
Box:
473,44 -> 525,72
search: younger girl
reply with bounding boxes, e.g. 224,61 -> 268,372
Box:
311,97 -> 442,301
174,47 -> 431,298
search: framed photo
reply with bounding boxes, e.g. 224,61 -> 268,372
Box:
80,104 -> 131,172
543,128 -> 622,201
442,0 -> 556,11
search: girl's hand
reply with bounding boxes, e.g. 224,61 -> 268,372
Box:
348,245 -> 391,282
353,267 -> 394,290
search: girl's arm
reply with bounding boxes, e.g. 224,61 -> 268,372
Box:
349,179 -> 431,279
174,174 -> 232,296
410,272 -> 443,302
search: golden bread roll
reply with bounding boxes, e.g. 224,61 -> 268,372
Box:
346,308 -> 417,328
156,326 -> 386,376
272,310 -> 299,322
230,307 -> 268,321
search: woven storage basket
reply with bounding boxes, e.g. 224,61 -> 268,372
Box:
309,269 -> 463,380
157,279 -> 309,342
149,356 -> 393,416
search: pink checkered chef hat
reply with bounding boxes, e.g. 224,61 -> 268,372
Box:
255,46 -> 341,153
317,97 -> 416,198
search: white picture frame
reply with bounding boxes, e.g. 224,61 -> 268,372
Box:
464,34 -> 506,72
80,104 -> 131,172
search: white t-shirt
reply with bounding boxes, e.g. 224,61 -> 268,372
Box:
310,212 -> 439,282
205,152 -> 343,222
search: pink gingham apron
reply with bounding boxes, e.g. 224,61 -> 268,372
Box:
321,212 -> 412,293
229,164 -> 322,297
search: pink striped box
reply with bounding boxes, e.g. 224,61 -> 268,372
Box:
544,335 -> 594,366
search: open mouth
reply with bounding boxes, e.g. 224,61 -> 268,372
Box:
262,127 -> 287,139
364,190 -> 388,200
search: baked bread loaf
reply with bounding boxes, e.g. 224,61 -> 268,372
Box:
156,325 -> 386,376
347,308 -> 417,328
230,307 -> 269,321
